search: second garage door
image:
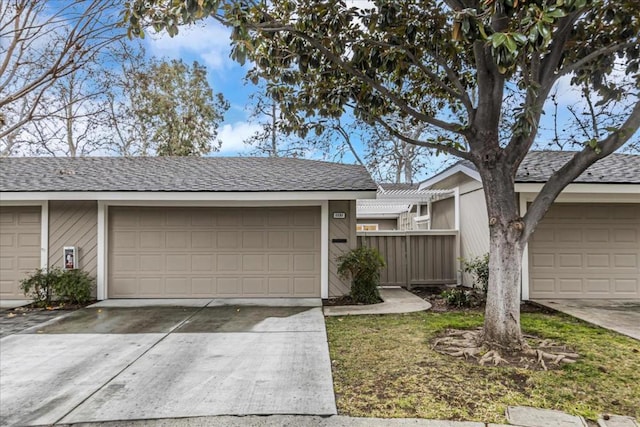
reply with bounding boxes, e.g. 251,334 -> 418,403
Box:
108,206 -> 321,298
529,203 -> 640,299
0,206 -> 41,300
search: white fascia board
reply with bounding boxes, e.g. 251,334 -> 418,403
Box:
515,183 -> 640,195
418,165 -> 481,190
357,214 -> 401,219
0,199 -> 48,206
0,190 -> 377,202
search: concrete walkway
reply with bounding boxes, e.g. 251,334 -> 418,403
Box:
323,287 -> 431,316
533,299 -> 640,341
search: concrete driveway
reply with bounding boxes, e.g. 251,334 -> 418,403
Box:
534,299 -> 640,340
0,301 -> 336,426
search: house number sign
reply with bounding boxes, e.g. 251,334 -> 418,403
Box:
333,212 -> 346,219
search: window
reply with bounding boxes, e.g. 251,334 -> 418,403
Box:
356,224 -> 379,231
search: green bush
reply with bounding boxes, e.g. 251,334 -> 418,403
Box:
460,253 -> 489,294
20,267 -> 94,307
19,268 -> 61,307
441,288 -> 476,308
55,269 -> 94,305
337,246 -> 386,304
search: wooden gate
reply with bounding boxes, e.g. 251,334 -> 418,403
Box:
357,231 -> 458,288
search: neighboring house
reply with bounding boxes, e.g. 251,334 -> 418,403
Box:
420,151 -> 640,300
0,157 -> 377,301
356,183 -> 454,231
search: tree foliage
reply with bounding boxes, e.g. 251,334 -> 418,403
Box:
125,0 -> 640,350
129,59 -> 229,156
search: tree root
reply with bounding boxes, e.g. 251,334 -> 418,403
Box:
432,329 -> 579,370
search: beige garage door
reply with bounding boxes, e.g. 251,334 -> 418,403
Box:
0,206 -> 41,299
529,203 -> 640,299
108,206 -> 321,298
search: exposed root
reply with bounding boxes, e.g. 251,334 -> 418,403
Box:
479,350 -> 508,366
432,328 -> 579,370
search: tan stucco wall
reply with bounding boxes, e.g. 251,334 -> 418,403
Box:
48,201 -> 98,295
329,200 -> 357,297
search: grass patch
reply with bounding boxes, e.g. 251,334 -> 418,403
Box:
325,311 -> 640,423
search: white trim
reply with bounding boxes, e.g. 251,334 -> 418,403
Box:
320,201 -> 329,299
519,191 -> 640,205
419,164 -> 481,190
515,183 -> 640,194
357,230 -> 458,237
97,201 -> 107,300
0,200 -> 47,206
1,191 -> 376,202
453,187 -> 461,285
519,193 -> 530,301
40,201 -> 48,270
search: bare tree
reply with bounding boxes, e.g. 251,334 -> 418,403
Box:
0,0 -> 124,155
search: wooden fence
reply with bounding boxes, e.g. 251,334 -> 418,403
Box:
357,231 -> 458,288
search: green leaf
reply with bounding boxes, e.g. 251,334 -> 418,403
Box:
491,32 -> 507,48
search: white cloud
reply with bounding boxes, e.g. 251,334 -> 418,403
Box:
145,19 -> 234,72
217,121 -> 263,154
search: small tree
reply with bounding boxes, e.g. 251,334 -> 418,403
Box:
337,247 -> 386,304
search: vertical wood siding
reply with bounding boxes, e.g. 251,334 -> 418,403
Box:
358,231 -> 457,287
48,201 -> 98,287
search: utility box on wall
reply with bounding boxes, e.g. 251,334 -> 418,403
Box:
63,246 -> 77,270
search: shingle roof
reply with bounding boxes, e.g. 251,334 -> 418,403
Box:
432,151 -> 640,184
0,157 -> 377,192
516,151 -> 640,183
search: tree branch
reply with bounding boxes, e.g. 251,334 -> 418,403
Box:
522,100 -> 640,242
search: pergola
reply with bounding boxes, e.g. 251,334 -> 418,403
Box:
357,187 -> 455,228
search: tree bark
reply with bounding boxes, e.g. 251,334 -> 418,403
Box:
483,224 -> 525,351
476,155 -> 526,351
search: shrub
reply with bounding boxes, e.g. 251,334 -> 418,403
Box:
337,246 -> 386,304
55,269 -> 94,305
19,268 -> 61,307
441,288 -> 474,307
20,267 -> 94,307
460,253 -> 489,294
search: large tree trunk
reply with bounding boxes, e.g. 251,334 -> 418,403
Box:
483,224 -> 525,351
477,156 -> 526,352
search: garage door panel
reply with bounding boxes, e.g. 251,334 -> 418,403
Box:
530,203 -> 640,299
109,207 -> 321,298
217,231 -> 239,249
0,206 -> 41,299
615,279 -> 639,294
614,253 -> 638,268
242,231 -> 263,248
614,229 -> 637,243
191,254 -> 215,271
192,232 -> 214,248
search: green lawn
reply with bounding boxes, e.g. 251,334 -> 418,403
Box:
325,311 -> 640,423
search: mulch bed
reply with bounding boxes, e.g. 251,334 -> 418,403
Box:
323,295 -> 383,306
